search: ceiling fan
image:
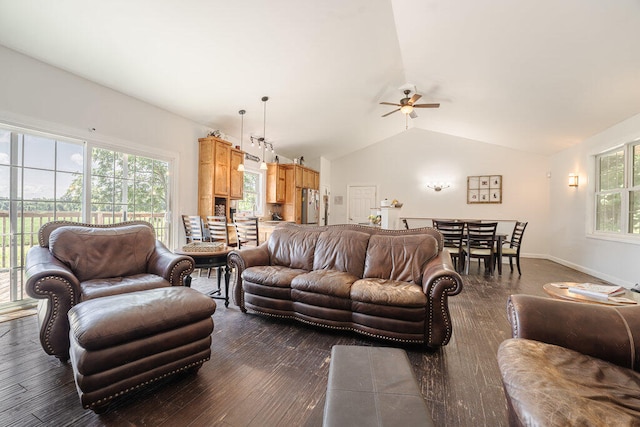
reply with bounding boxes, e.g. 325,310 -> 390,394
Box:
380,89 -> 440,118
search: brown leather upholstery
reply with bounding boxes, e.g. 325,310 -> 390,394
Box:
69,287 -> 215,412
228,223 -> 463,347
25,221 -> 194,361
498,294 -> 640,426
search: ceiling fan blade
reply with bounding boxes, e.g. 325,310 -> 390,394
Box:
380,102 -> 401,106
382,108 -> 400,117
409,110 -> 418,119
413,103 -> 440,108
409,94 -> 422,104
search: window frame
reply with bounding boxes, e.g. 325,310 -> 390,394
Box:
592,139 -> 640,241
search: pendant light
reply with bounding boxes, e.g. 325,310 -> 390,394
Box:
259,96 -> 269,170
237,109 -> 246,172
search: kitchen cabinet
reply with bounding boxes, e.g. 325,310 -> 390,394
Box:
266,163 -> 286,203
198,136 -> 244,218
281,164 -> 319,223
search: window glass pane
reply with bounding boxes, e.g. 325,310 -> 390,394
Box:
599,150 -> 624,191
0,165 -> 8,199
23,134 -> 55,169
92,147 -> 115,177
633,144 -> 640,188
57,141 -> 84,173
23,169 -> 55,200
630,190 -> 640,234
56,171 -> 82,201
239,171 -> 260,213
596,193 -> 621,232
0,130 -> 9,165
91,175 -> 114,203
55,203 -> 82,221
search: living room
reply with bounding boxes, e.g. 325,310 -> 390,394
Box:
1,1 -> 640,425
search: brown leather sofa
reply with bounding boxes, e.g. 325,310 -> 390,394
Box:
25,221 -> 194,361
228,223 -> 463,347
498,294 -> 640,426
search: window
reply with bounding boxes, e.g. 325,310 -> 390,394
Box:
89,147 -> 170,243
0,128 -> 84,308
237,170 -> 262,215
595,140 -> 640,235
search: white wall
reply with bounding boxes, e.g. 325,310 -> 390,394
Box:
550,112 -> 640,287
329,128 -> 551,257
0,45 -> 209,246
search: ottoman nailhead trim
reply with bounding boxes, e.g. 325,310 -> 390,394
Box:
84,356 -> 210,410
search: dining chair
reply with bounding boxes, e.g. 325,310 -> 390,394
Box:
205,216 -> 229,245
182,215 -> 207,243
234,217 -> 260,248
465,222 -> 498,275
433,220 -> 466,272
502,221 -> 528,275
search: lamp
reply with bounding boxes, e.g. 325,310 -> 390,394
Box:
259,96 -> 269,170
568,174 -> 579,187
427,182 -> 451,192
237,109 -> 246,172
400,104 -> 413,115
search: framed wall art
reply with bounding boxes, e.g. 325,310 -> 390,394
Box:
467,175 -> 502,204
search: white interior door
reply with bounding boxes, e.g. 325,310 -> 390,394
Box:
347,185 -> 377,224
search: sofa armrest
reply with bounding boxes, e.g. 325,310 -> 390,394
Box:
148,241 -> 194,286
421,250 -> 464,347
25,246 -> 82,360
227,243 -> 270,311
507,294 -> 640,371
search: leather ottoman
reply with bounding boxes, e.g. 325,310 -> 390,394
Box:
68,287 -> 216,412
323,345 -> 434,427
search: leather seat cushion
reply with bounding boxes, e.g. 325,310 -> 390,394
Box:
498,338 -> 640,426
80,273 -> 170,301
291,270 -> 360,298
351,278 -> 427,307
68,287 -> 216,351
242,265 -> 308,287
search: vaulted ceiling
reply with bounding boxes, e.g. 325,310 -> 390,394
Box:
1,0 -> 639,160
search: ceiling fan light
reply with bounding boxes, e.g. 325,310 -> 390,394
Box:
400,105 -> 413,114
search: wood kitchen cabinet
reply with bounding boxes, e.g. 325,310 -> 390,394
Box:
281,164 -> 319,223
266,163 -> 286,203
198,136 -> 244,218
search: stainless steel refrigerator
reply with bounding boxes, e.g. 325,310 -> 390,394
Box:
301,188 -> 320,224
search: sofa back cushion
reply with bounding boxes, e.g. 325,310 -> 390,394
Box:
49,224 -> 156,282
268,227 -> 322,271
313,229 -> 370,278
363,234 -> 438,284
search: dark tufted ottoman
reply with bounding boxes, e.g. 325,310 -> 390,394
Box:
68,287 -> 216,413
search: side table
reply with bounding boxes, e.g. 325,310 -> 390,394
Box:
175,246 -> 233,307
543,282 -> 639,306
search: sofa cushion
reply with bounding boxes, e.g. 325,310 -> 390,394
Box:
498,338 -> 640,426
291,270 -> 360,298
80,273 -> 170,302
242,265 -> 308,287
351,278 -> 427,307
313,229 -> 370,278
49,224 -> 156,282
268,227 -> 322,271
363,234 -> 438,284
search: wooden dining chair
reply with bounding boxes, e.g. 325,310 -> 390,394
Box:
433,220 -> 466,272
205,216 -> 229,245
234,217 -> 260,249
502,221 -> 528,275
465,222 -> 498,275
182,215 -> 206,243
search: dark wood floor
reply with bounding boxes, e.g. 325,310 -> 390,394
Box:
0,259 -> 609,426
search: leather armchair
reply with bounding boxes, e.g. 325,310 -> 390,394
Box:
25,221 -> 194,361
498,294 -> 640,426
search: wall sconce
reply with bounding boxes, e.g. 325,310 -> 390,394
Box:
427,182 -> 451,192
568,174 -> 579,187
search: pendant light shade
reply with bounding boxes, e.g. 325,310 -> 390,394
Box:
237,109 -> 246,172
259,96 -> 269,170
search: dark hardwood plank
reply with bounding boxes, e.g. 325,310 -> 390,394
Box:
0,258 -> 610,426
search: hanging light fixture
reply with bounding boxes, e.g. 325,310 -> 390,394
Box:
259,96 -> 269,170
237,109 -> 246,172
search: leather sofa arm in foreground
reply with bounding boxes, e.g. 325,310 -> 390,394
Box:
507,294 -> 640,370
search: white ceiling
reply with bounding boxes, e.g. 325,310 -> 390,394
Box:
1,0 -> 639,160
